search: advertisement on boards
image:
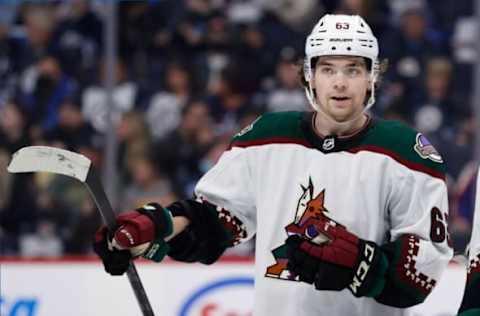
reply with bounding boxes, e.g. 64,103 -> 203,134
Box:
0,259 -> 465,316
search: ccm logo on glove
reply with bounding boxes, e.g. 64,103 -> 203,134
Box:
350,243 -> 375,294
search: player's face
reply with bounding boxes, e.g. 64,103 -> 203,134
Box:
312,56 -> 370,122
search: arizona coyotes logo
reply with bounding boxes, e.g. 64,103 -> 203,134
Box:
414,133 -> 443,163
265,177 -> 341,280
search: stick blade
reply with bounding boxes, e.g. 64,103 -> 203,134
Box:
7,146 -> 91,182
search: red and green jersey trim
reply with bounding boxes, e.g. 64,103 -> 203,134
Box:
230,111 -> 445,180
374,234 -> 437,307
348,145 -> 445,181
231,137 -> 312,149
356,120 -> 445,179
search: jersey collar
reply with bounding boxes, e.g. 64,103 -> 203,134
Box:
300,111 -> 374,153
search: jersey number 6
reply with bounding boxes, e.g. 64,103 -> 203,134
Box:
430,207 -> 450,245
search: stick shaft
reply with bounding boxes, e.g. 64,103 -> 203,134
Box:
85,168 -> 155,316
7,146 -> 155,315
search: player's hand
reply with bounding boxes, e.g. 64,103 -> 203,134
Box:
285,218 -> 388,298
93,203 -> 174,275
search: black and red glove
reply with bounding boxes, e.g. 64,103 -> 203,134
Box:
93,203 -> 173,275
286,217 -> 388,298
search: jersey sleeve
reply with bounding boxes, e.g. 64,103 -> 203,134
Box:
374,153 -> 453,307
194,146 -> 257,245
192,111 -> 302,249
458,166 -> 480,315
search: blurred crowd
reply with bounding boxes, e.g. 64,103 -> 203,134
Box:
0,0 -> 478,257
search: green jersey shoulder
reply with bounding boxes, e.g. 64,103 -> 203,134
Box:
358,119 -> 445,176
232,111 -> 305,144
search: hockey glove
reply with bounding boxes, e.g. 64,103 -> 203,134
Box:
93,203 -> 173,275
286,218 -> 388,298
93,226 -> 132,275
457,259 -> 480,316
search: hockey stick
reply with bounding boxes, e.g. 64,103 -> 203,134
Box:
7,146 -> 155,316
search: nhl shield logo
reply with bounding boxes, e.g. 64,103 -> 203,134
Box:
413,133 -> 443,163
322,137 -> 335,151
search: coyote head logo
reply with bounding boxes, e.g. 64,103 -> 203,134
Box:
266,177 -> 336,280
295,177 -> 328,226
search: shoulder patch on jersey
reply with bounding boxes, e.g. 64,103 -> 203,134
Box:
230,111 -> 309,148
413,133 -> 443,163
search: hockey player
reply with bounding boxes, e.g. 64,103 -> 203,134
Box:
93,14 -> 453,315
458,166 -> 480,315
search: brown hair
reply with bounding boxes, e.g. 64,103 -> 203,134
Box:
297,57 -> 389,90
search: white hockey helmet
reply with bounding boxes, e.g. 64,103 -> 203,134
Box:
304,14 -> 379,112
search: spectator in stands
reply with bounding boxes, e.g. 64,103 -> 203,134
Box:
0,4 -> 18,104
333,0 -> 391,37
207,63 -> 257,136
0,100 -> 30,153
122,153 -> 177,210
117,110 -> 153,186
19,174 -> 68,257
82,57 -> 138,133
225,23 -> 274,102
16,178 -> 66,257
154,99 -> 215,198
52,0 -> 103,82
262,0 -> 323,34
0,148 -> 14,254
133,0 -> 184,83
18,55 -> 77,140
9,4 -> 57,75
265,47 -> 308,112
20,220 -> 63,257
380,5 -> 449,114
173,0 -> 217,56
64,196 -> 101,254
450,15 -> 477,107
425,0 -> 473,35
414,57 -> 471,178
146,61 -> 196,140
0,101 -> 38,254
44,96 -> 98,151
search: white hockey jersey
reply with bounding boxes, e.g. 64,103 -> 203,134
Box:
195,111 -> 453,316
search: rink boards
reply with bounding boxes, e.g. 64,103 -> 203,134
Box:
0,258 -> 465,316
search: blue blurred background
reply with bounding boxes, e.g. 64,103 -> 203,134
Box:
0,0 -> 478,258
